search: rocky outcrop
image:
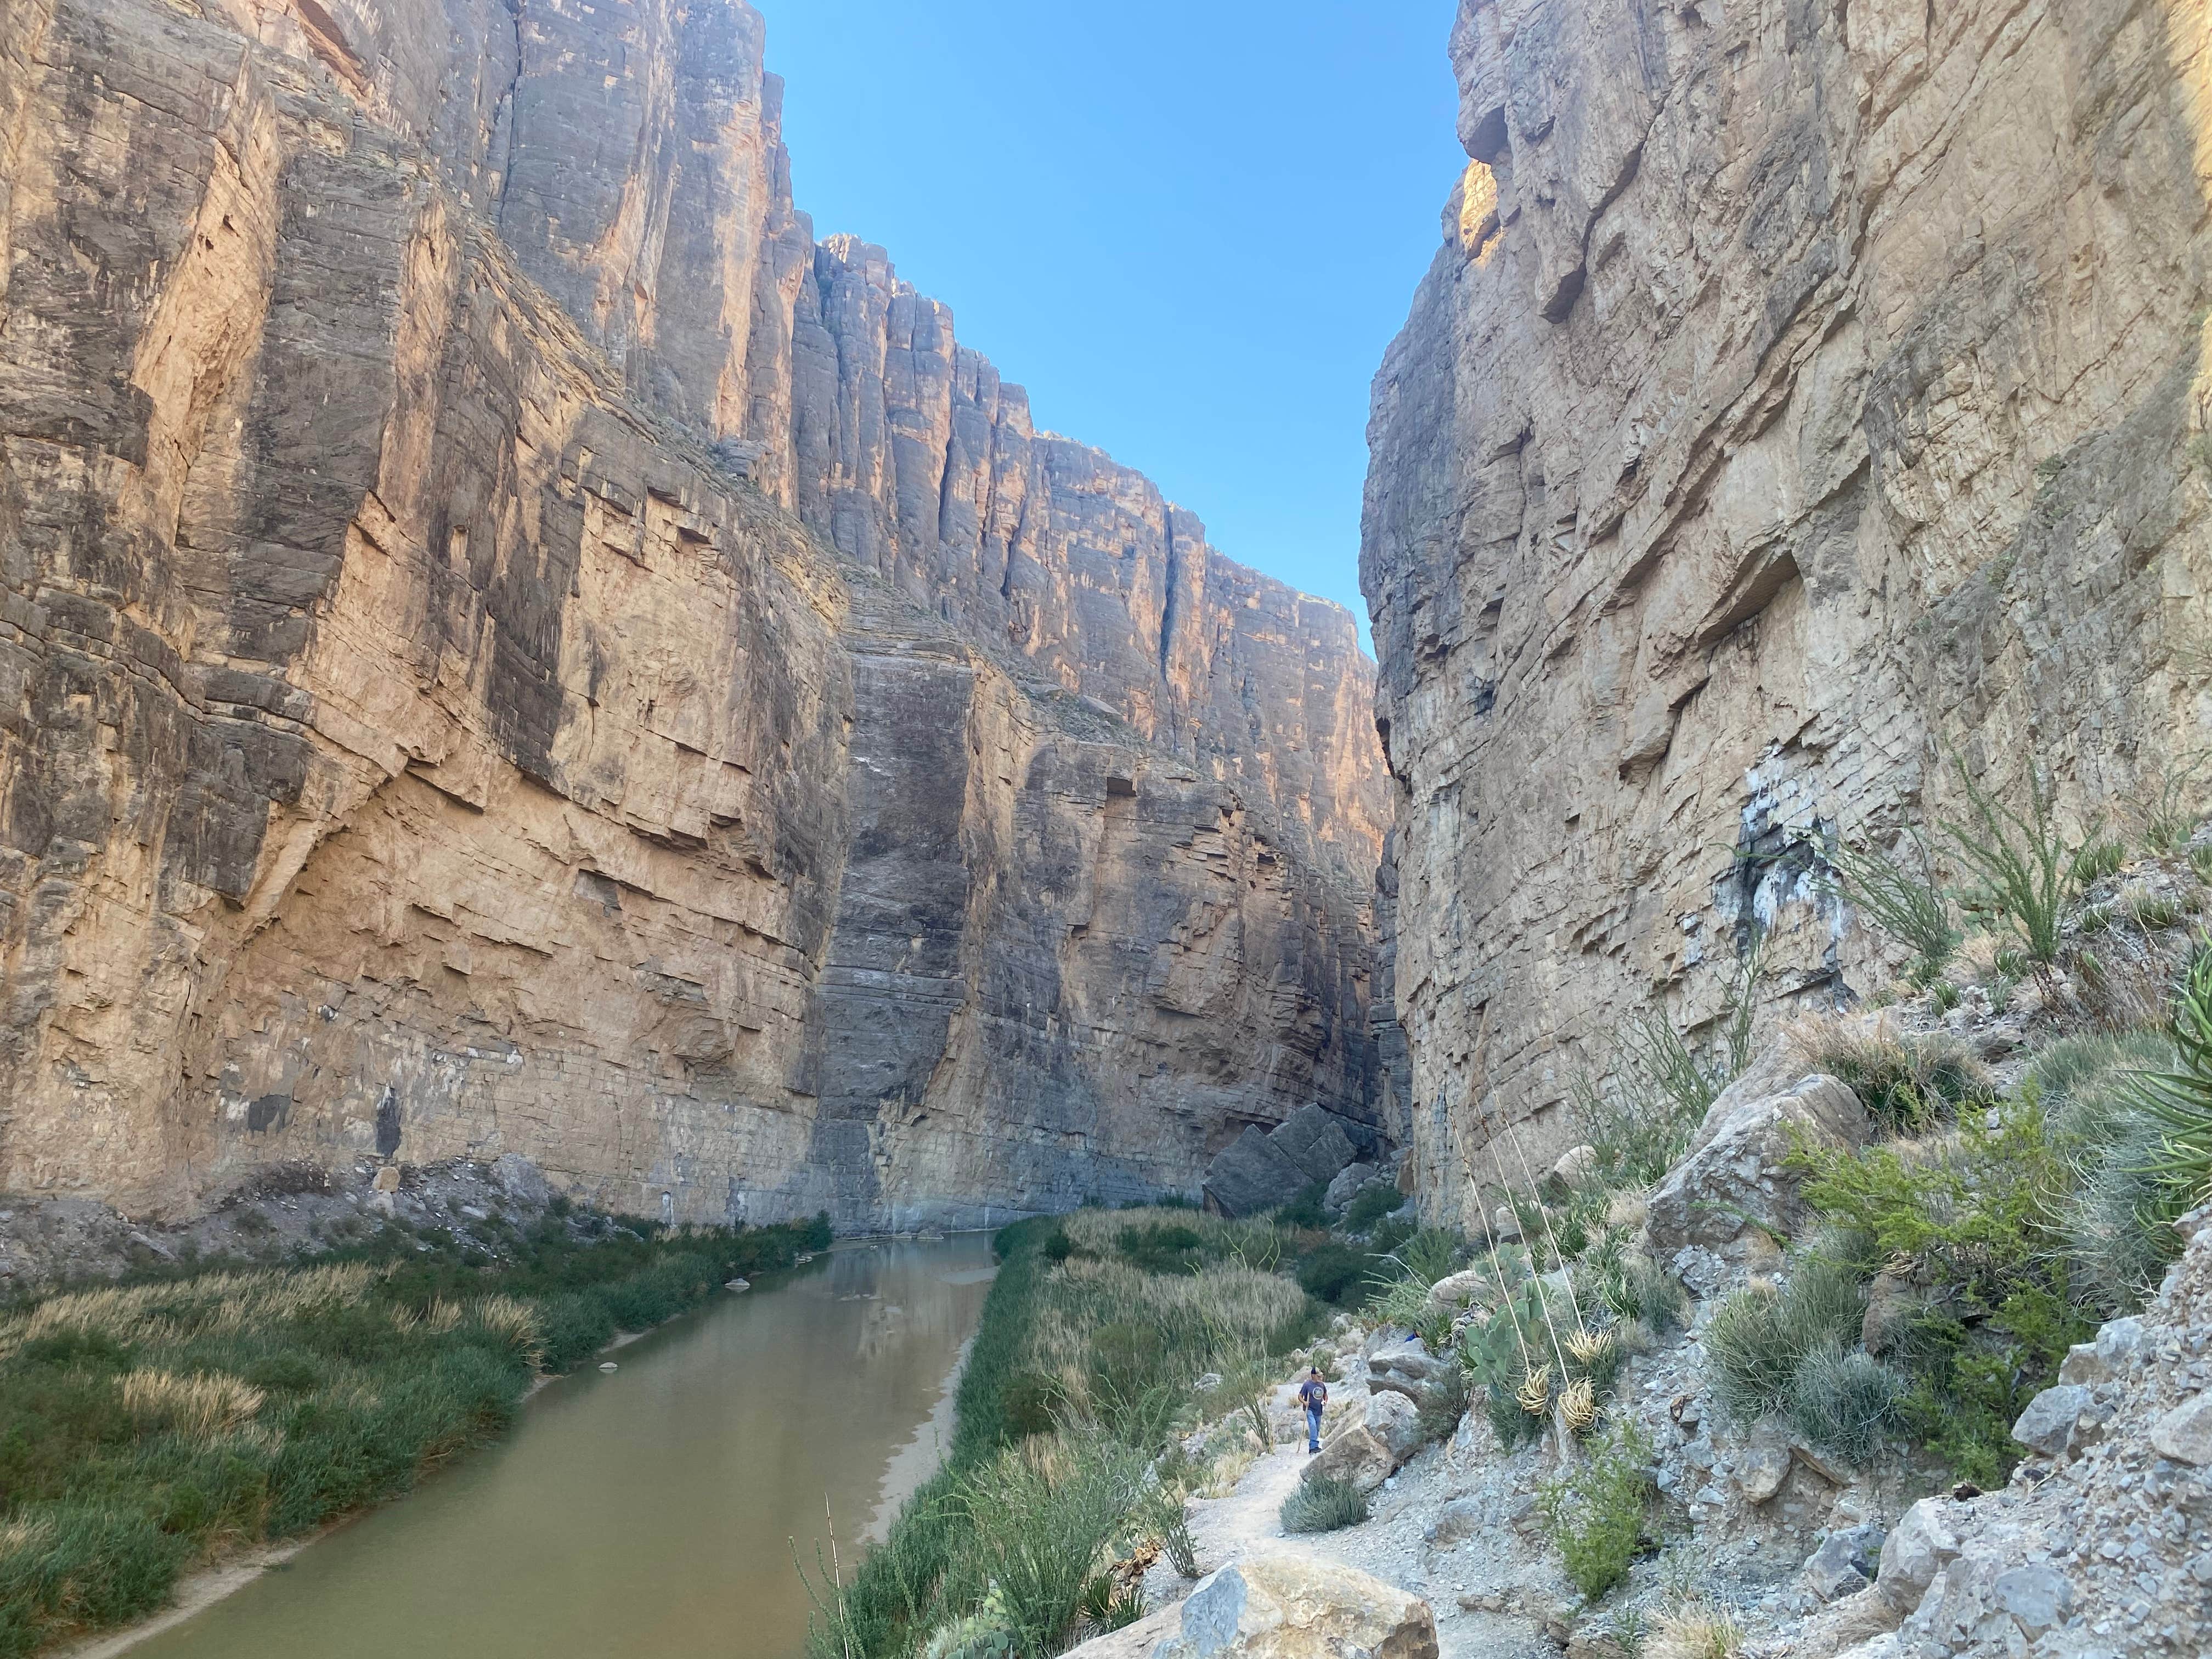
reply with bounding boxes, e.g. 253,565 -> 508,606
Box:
1150,1553 -> 1440,1659
0,0 -> 1386,1229
1362,0 -> 2212,1226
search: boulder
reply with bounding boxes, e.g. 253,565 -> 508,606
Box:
1324,1163 -> 1380,1214
1425,1268 -> 1490,1314
1543,1144 -> 1598,1199
1902,1551 -> 2075,1651
1645,1071 -> 1871,1254
2059,1314 -> 2147,1385
1150,1552 -> 1440,1659
1803,1523 -> 1886,1602
1204,1128 -> 1314,1218
1734,1432 -> 1792,1505
2010,1384 -> 2094,1459
1877,1497 -> 1963,1612
1306,1392 -> 1425,1493
1367,1347 -> 1460,1419
1270,1105 -> 1362,1186
2149,1390 -> 2212,1466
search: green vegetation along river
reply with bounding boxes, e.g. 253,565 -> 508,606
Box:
123,1234 -> 995,1659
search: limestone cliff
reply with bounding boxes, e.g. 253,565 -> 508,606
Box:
1364,0 -> 2212,1227
0,0 -> 1386,1228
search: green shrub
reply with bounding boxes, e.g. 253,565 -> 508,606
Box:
1705,1260 -> 1866,1424
1115,1223 -> 1204,1275
1594,1251 -> 1685,1336
1272,1184 -> 1328,1230
1295,1244 -> 1370,1306
1342,1184 -> 1406,1234
1041,1229 -> 1074,1264
2070,837 -> 2126,887
1280,1475 -> 1370,1534
2117,947 -> 2212,1209
1540,1421 -> 1654,1601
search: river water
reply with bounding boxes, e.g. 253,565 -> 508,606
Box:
128,1233 -> 996,1659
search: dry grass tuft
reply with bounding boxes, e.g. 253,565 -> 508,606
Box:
120,1369 -> 266,1437
1646,1600 -> 1746,1659
1,1262 -> 380,1358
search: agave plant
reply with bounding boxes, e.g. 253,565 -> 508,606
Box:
2122,947 -> 2212,1207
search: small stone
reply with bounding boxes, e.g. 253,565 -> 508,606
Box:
1804,1523 -> 1886,1602
725,1277 -> 751,1291
599,1361 -> 618,1372
1736,1438 -> 1792,1504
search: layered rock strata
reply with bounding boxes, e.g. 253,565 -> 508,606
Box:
0,0 -> 1386,1228
1363,0 -> 2212,1227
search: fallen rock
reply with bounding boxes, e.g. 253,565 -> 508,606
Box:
1736,1435 -> 1793,1505
1149,1551 -> 1438,1659
1877,1497 -> 1963,1612
1646,1071 -> 1871,1254
1307,1393 -> 1424,1493
2149,1390 -> 2212,1465
1426,1496 -> 1487,1546
1324,1163 -> 1380,1214
1543,1144 -> 1598,1199
724,1277 -> 751,1291
1270,1105 -> 1362,1186
1804,1523 -> 1887,1602
1204,1128 -> 1315,1218
490,1153 -> 551,1206
2010,1383 -> 2093,1459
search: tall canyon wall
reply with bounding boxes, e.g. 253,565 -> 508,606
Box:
1364,0 -> 2212,1227
0,0 -> 1387,1228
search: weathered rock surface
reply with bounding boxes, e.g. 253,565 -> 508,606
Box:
1205,1104 -> 1371,1216
1644,1070 -> 1870,1254
1363,0 -> 2212,1223
1150,1552 -> 1440,1659
0,0 -> 1387,1229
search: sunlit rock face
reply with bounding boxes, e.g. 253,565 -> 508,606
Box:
1363,0 -> 2212,1226
0,0 -> 1388,1228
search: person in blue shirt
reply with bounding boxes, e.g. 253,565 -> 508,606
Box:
1298,1367 -> 1328,1453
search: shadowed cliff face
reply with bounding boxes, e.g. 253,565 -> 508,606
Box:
0,0 -> 1387,1228
1363,0 -> 2212,1226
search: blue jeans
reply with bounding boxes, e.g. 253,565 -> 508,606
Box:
1306,1404 -> 1323,1451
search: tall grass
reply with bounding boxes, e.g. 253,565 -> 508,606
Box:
817,1211 -> 1322,1659
0,1209 -> 828,1655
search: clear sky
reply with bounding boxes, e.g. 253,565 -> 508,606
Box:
759,1 -> 1463,655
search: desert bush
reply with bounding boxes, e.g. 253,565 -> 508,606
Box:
1704,1260 -> 1867,1423
1272,1183 -> 1329,1231
1593,1251 -> 1686,1337
1808,827 -> 1961,984
1790,1018 -> 1991,1132
1647,1599 -> 1746,1659
1342,1183 -> 1407,1234
1295,1243 -> 1369,1306
1540,1421 -> 1655,1601
1279,1475 -> 1370,1534
1787,1345 -> 1906,1464
2117,947 -> 2212,1209
1940,760 -> 2075,967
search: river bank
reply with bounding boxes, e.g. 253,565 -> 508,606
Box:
111,1234 -> 994,1659
0,1186 -> 831,1657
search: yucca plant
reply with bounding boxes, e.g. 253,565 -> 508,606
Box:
2121,946 -> 2212,1208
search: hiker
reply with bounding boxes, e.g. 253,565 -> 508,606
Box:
1298,1367 -> 1328,1453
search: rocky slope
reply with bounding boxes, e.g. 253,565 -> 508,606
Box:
0,0 -> 1387,1232
1362,0 -> 2212,1226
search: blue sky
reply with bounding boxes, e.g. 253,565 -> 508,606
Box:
760,1 -> 1463,655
